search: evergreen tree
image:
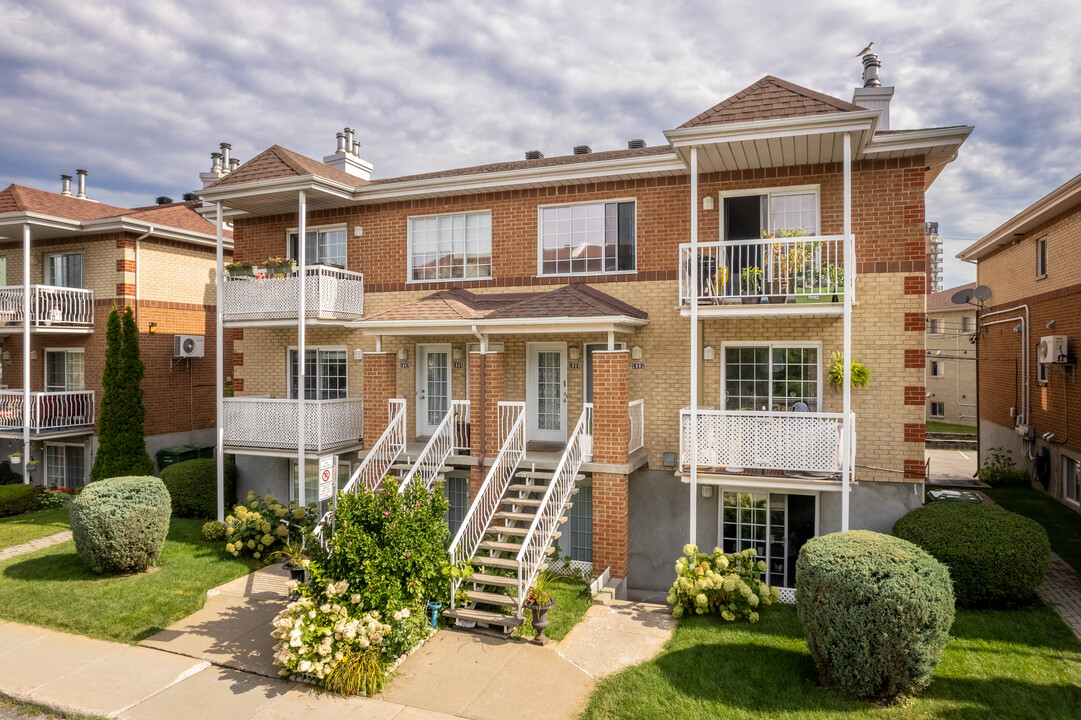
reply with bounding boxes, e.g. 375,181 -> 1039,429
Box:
90,306 -> 153,481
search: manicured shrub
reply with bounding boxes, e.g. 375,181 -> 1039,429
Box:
893,501 -> 1049,607
667,544 -> 780,621
977,446 -> 1030,487
796,530 -> 954,702
161,457 -> 236,519
0,484 -> 37,517
70,476 -> 171,574
0,461 -> 22,485
201,520 -> 227,541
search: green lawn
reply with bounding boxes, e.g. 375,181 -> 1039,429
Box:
514,578 -> 593,642
926,421 -> 977,434
984,486 -> 1081,574
581,604 -> 1081,720
0,518 -> 256,644
0,507 -> 70,550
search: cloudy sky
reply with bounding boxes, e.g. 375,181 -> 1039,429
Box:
2,0 -> 1078,288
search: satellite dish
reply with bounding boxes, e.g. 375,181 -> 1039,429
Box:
973,285 -> 991,301
951,288 -> 974,305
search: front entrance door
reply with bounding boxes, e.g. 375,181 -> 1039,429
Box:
527,343 -> 567,443
416,344 -> 451,436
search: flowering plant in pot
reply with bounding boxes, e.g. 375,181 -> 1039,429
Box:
523,572 -> 556,638
225,261 -> 256,277
265,256 -> 297,277
9,451 -> 21,465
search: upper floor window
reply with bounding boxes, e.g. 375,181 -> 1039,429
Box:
1036,236 -> 1047,277
723,188 -> 818,240
288,347 -> 347,400
928,318 -> 939,334
288,227 -> 347,268
45,253 -> 83,288
724,343 -> 820,412
539,201 -> 635,276
961,315 -> 973,333
408,212 -> 492,281
929,360 -> 944,378
45,349 -> 85,392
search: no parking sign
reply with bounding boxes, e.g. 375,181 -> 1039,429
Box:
318,454 -> 336,501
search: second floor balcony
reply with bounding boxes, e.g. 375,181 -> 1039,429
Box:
222,265 -> 364,326
0,390 -> 96,436
0,285 -> 95,333
223,396 -> 363,453
679,235 -> 847,317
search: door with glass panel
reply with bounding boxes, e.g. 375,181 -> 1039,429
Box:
45,443 -> 86,489
719,490 -> 816,588
416,344 -> 451,437
527,343 -> 567,443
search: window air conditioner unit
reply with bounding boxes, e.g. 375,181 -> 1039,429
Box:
174,334 -> 205,358
1038,335 -> 1068,365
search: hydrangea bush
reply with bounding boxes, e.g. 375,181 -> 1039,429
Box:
667,544 -> 780,621
224,491 -> 317,562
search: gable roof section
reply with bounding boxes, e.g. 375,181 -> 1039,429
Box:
680,75 -> 865,128
0,184 -> 131,221
206,145 -> 368,189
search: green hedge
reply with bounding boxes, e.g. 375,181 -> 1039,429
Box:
0,461 -> 22,485
0,484 -> 36,517
160,457 -> 236,519
796,530 -> 954,701
893,501 -> 1049,607
70,476 -> 171,574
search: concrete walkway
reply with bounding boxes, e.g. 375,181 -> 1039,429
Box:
0,531 -> 72,562
557,601 -> 675,679
925,448 -> 978,484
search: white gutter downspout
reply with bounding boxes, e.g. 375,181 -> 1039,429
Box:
689,146 -> 699,545
471,324 -> 488,354
841,132 -> 852,532
22,223 -> 30,482
298,191 -> 307,505
981,305 -> 1031,452
215,206 -> 225,521
133,225 -> 155,329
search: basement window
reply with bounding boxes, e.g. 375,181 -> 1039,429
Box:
539,201 -> 635,275
929,402 -> 945,417
1064,456 -> 1080,505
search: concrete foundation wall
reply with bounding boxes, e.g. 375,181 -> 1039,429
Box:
235,454 -> 292,504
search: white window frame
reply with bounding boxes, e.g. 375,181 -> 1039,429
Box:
929,360 -> 945,378
406,211 -> 492,283
1036,236 -> 1048,277
537,198 -> 638,277
718,185 -> 822,239
1062,453 -> 1080,506
721,341 -> 823,412
287,345 -> 348,400
44,441 -> 86,490
44,251 -> 85,288
717,489 -> 819,590
44,348 -> 85,392
286,223 -> 348,268
929,401 -> 945,417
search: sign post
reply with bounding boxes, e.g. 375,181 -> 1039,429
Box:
318,454 -> 336,503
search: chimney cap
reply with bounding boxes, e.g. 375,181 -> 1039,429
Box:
219,142 -> 232,149
76,168 -> 87,175
525,150 -> 544,160
627,139 -> 646,149
155,196 -> 173,205
861,53 -> 882,88
573,145 -> 591,155
182,192 -> 196,202
211,151 -> 222,158
61,173 -> 73,180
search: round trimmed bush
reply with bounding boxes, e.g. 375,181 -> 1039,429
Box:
796,530 -> 954,701
160,457 -> 236,519
201,520 -> 226,541
71,476 -> 171,574
0,483 -> 37,517
893,501 -> 1049,607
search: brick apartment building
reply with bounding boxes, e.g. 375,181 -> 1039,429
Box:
960,170 -> 1081,513
199,56 -> 971,618
926,283 -> 977,426
0,174 -> 232,487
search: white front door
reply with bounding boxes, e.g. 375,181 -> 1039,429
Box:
416,344 -> 451,436
527,343 -> 567,443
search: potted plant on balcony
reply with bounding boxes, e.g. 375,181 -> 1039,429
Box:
523,572 -> 555,640
225,261 -> 256,278
265,257 -> 297,277
9,451 -> 21,465
739,266 -> 764,304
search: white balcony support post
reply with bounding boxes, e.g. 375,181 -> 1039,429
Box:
215,204 -> 225,521
841,132 -> 852,531
21,223 -> 30,482
297,190 -> 307,505
689,146 -> 699,545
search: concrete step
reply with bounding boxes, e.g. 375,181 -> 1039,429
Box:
486,525 -> 561,540
465,589 -> 518,607
467,572 -> 518,588
507,483 -> 550,493
515,471 -> 585,482
494,510 -> 540,523
388,463 -> 454,473
473,555 -> 547,572
477,540 -> 523,553
443,607 -> 522,629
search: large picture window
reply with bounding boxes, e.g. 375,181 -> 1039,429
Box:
724,344 -> 819,412
288,348 -> 347,400
45,349 -> 85,392
288,227 -> 347,267
45,253 -> 84,288
409,212 -> 491,281
540,201 -> 635,275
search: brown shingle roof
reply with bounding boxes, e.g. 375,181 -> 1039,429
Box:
364,284 -> 648,324
205,145 -> 369,189
680,76 -> 864,128
927,282 -> 977,312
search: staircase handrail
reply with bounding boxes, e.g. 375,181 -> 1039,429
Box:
447,401 -> 525,609
515,404 -> 590,611
399,399 -> 469,493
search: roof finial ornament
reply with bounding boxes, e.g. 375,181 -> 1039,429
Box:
855,41 -> 874,57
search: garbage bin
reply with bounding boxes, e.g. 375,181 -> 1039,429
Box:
157,445 -> 198,472
185,442 -> 216,459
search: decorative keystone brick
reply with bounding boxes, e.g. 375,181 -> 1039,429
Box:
904,459 -> 926,479
592,472 -> 629,578
904,386 -> 926,405
905,349 -> 925,368
904,423 -> 926,443
362,352 -> 397,447
904,313 -> 926,332
903,275 -> 925,295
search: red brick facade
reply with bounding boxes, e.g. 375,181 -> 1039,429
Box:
591,351 -> 629,465
362,352 -> 396,445
592,472 -> 629,578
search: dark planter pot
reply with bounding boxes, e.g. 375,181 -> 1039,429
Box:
527,601 -> 555,637
740,296 -> 761,305
286,564 -> 305,588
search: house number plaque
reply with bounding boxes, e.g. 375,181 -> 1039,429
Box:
632,363 -> 646,369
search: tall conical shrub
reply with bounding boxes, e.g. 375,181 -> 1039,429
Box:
120,306 -> 153,474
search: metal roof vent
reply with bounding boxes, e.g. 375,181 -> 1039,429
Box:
627,139 -> 646,149
525,150 -> 544,160
573,145 -> 592,155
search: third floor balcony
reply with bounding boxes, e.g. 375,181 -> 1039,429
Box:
222,265 -> 364,326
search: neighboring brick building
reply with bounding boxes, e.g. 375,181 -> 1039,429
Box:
960,170 -> 1081,513
926,283 -> 977,426
201,58 -> 971,606
0,176 -> 232,486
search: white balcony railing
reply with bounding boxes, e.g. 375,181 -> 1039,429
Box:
223,397 -> 363,452
628,399 -> 645,454
0,390 -> 95,432
0,286 -> 94,327
680,408 -> 848,474
679,235 -> 846,305
223,265 -> 364,322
